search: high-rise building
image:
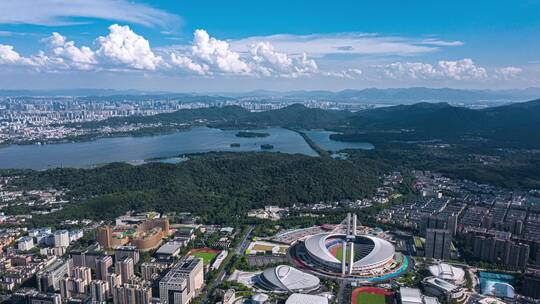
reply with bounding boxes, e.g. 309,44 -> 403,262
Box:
115,246 -> 140,264
115,257 -> 134,284
71,266 -> 92,283
422,214 -> 457,236
71,245 -> 102,270
28,292 -> 62,304
141,261 -> 169,281
60,277 -> 87,300
112,281 -> 152,304
159,258 -> 204,304
12,289 -> 62,304
106,273 -> 122,298
425,228 -> 452,260
522,270 -> 540,299
470,235 -> 530,270
95,255 -> 113,281
36,259 -> 72,292
59,266 -> 92,300
53,230 -> 70,248
96,226 -> 113,249
90,280 -> 110,304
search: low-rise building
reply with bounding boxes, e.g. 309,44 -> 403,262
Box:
422,277 -> 465,302
18,236 -> 34,251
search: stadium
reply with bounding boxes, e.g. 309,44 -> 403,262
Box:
289,213 -> 409,280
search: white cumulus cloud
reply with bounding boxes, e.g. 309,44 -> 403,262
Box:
384,62 -> 439,79
495,66 -> 522,79
438,58 -> 487,80
44,32 -> 97,70
191,29 -> 251,74
97,24 -> 163,70
170,53 -> 210,75
250,42 -> 318,77
384,58 -> 488,80
325,68 -> 363,79
0,44 -> 23,65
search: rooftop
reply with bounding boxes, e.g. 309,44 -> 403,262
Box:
285,293 -> 328,304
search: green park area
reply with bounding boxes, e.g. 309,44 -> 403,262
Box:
190,250 -> 218,265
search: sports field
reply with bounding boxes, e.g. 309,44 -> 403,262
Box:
356,292 -> 385,304
330,244 -> 351,262
351,287 -> 394,304
188,248 -> 220,265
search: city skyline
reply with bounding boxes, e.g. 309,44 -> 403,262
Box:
0,0 -> 539,91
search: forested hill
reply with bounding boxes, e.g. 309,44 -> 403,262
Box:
80,103 -> 353,129
335,99 -> 540,148
9,153 -> 382,225
82,99 -> 540,147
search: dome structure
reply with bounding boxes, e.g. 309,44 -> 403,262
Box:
256,265 -> 320,292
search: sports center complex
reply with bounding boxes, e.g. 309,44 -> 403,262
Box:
288,213 -> 409,281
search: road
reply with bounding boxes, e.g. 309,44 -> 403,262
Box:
236,225 -> 255,255
336,279 -> 348,304
201,225 -> 255,304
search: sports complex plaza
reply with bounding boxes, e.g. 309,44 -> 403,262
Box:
288,213 -> 409,281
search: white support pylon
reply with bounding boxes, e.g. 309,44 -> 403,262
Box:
348,241 -> 355,274
341,240 -> 347,276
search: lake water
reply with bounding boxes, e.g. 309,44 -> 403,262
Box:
303,130 -> 374,151
0,127 -> 372,170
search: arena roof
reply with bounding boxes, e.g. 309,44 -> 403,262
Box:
258,265 -> 320,292
423,277 -> 460,293
428,263 -> 465,284
304,233 -> 395,268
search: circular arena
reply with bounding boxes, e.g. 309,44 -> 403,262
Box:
289,232 -> 409,281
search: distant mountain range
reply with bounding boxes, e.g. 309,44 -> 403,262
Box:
1,87 -> 540,105
308,98 -> 538,149
229,87 -> 540,104
87,97 -> 540,148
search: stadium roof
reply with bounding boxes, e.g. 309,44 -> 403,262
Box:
304,233 -> 395,268
423,277 -> 460,293
259,265 -> 320,292
285,293 -> 328,304
428,263 -> 465,284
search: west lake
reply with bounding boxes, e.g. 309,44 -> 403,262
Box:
0,127 -> 372,170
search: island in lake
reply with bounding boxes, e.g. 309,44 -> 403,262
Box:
235,131 -> 270,138
260,144 -> 274,150
230,143 -> 241,148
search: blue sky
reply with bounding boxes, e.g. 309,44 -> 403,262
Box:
0,0 -> 539,91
